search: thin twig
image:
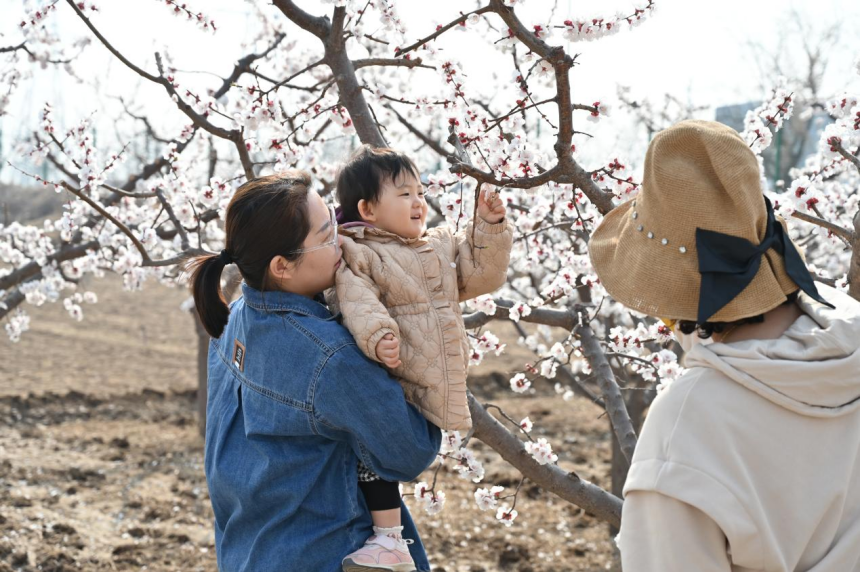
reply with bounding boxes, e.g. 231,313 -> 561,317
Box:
396,6 -> 494,56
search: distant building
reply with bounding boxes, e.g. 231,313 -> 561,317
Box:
715,101 -> 758,133
715,101 -> 831,188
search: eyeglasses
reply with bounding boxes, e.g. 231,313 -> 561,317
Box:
288,205 -> 338,254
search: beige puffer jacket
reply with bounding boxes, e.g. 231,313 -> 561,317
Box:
326,218 -> 513,431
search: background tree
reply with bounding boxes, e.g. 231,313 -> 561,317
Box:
745,11 -> 843,187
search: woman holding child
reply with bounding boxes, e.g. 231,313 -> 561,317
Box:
187,146 -> 512,572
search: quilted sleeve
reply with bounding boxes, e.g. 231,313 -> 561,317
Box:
455,217 -> 513,301
334,239 -> 400,363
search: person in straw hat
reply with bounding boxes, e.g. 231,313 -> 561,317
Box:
589,120 -> 860,571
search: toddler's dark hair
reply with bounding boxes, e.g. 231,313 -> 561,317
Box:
336,145 -> 420,224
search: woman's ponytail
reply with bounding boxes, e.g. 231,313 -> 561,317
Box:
184,170 -> 314,338
186,251 -> 232,339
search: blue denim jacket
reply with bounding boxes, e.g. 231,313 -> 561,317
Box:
205,284 -> 442,572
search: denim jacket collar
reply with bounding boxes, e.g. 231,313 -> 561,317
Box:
241,283 -> 333,319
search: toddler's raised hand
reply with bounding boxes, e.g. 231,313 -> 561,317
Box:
376,333 -> 402,369
477,186 -> 506,224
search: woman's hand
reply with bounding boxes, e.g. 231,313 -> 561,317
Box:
477,186 -> 506,224
376,333 -> 402,369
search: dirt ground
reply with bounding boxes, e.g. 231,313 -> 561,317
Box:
0,275 -> 618,571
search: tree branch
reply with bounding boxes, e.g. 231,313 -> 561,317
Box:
848,209 -> 860,302
574,309 -> 638,464
469,394 -> 622,527
386,105 -> 449,157
154,188 -> 190,251
152,54 -> 233,139
462,298 -> 577,330
833,140 -> 860,174
450,160 -> 561,189
418,1 -> 616,215
101,183 -> 156,199
34,133 -> 80,181
0,41 -> 27,54
272,3 -> 387,147
213,32 -> 286,100
0,240 -> 100,292
0,288 -> 26,321
66,2 -> 253,180
118,99 -> 173,144
490,0 -> 563,61
272,0 -> 332,40
326,8 -> 386,147
57,181 -> 208,267
353,57 -> 432,70
396,6 -> 494,57
65,0 -> 160,82
119,129 -> 198,195
791,210 -> 855,243
557,164 -> 616,216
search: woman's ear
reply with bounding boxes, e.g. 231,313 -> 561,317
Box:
268,255 -> 294,287
357,199 -> 376,223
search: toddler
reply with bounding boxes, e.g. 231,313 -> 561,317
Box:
331,146 -> 512,571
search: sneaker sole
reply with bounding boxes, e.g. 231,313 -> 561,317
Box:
341,558 -> 416,572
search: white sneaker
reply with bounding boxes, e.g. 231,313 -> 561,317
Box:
341,532 -> 416,572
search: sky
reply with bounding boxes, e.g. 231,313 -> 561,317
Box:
1,0 -> 858,184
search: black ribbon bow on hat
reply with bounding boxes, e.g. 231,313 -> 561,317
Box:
695,196 -> 834,323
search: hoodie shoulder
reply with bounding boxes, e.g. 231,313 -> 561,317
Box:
799,284 -> 860,356
629,369 -> 716,460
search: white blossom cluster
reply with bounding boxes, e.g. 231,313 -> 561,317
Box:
411,481 -> 446,516
468,330 -> 506,366
439,430 -> 486,483
474,485 -> 505,511
742,83 -> 794,154
819,92 -> 860,166
759,88 -> 859,285
161,0 -> 217,32
524,437 -> 558,465
608,323 -> 685,387
560,1 -> 656,43
438,430 -> 531,526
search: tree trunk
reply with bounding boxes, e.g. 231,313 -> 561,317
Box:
193,312 -> 209,438
191,265 -> 242,438
847,210 -> 860,302
609,381 -> 649,536
609,432 -> 629,537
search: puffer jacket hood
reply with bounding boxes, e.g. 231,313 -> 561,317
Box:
683,284 -> 860,417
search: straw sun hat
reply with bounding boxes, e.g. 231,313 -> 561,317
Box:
589,120 -> 833,324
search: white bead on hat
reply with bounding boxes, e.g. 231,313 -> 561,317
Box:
629,199 -> 687,253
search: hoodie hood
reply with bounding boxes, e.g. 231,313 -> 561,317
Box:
683,284 -> 860,417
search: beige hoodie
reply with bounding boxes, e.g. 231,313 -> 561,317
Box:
619,284 -> 860,572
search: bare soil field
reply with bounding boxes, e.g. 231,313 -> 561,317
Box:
0,276 -> 617,571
